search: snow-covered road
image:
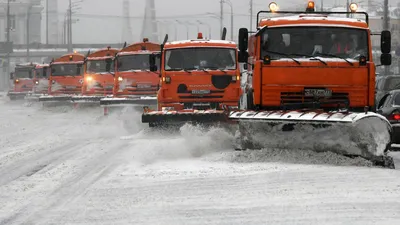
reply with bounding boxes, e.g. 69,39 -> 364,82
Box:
1,98 -> 400,225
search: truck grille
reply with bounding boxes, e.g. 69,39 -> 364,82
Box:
280,92 -> 349,104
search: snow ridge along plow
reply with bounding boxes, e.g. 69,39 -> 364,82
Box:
39,52 -> 85,105
7,63 -> 37,100
25,63 -> 50,102
70,47 -> 119,105
142,29 -> 242,127
100,38 -> 161,114
229,1 -> 395,168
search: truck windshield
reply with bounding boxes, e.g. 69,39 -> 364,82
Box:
164,48 -> 237,71
86,59 -> 114,73
35,68 -> 49,78
51,64 -> 83,76
117,54 -> 158,72
260,27 -> 369,61
14,68 -> 33,78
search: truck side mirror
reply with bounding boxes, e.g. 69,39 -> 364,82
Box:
28,71 -> 33,79
238,51 -> 249,63
51,68 -> 56,74
10,72 -> 14,80
381,53 -> 392,66
149,54 -> 158,72
381,30 -> 391,54
238,28 -> 249,52
42,68 -> 47,77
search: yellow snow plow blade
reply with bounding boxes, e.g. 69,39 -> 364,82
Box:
230,110 -> 394,168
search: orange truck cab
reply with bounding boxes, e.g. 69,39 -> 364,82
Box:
236,3 -> 391,113
142,32 -> 242,126
71,47 -> 119,103
99,38 -> 161,108
7,63 -> 37,100
39,53 -> 85,102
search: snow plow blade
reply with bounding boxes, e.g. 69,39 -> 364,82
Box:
100,96 -> 157,108
142,109 -> 231,127
7,92 -> 28,100
39,95 -> 73,102
24,93 -> 44,102
231,110 -> 395,168
71,95 -> 111,104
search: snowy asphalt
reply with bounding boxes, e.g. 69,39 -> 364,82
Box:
0,97 -> 400,225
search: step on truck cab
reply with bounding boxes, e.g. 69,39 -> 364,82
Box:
231,1 -> 395,168
99,38 -> 161,111
39,52 -> 85,103
71,47 -> 119,104
142,31 -> 242,127
7,63 -> 37,100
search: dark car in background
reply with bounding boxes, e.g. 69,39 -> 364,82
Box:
376,89 -> 400,144
375,75 -> 400,105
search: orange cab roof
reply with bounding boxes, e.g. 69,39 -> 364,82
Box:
259,15 -> 368,29
52,53 -> 85,64
164,40 -> 237,50
87,48 -> 119,60
35,64 -> 49,68
119,41 -> 161,54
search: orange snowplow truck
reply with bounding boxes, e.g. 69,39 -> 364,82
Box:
39,52 -> 85,103
7,63 -> 37,100
230,2 -> 395,167
24,63 -> 51,101
142,31 -> 242,127
70,47 -> 119,103
99,38 -> 161,108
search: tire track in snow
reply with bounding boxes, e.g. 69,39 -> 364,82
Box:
0,141 -> 92,186
0,138 -> 134,225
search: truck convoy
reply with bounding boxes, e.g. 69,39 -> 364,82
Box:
71,47 -> 119,104
39,52 -> 85,103
142,30 -> 242,127
6,1 -> 397,169
7,63 -> 37,100
100,39 -> 161,113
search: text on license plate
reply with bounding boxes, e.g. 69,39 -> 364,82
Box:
304,88 -> 332,97
137,84 -> 152,89
191,90 -> 211,95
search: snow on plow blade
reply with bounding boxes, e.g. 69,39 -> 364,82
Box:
142,110 -> 230,126
38,95 -> 73,103
100,96 -> 157,108
71,95 -> 111,103
231,110 -> 394,167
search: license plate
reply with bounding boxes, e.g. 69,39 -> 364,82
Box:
65,86 -> 76,89
304,88 -> 332,97
137,84 -> 152,89
192,90 -> 211,95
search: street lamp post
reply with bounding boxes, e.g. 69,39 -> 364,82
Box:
223,0 -> 234,41
197,20 -> 211,39
176,20 -> 189,39
5,0 -> 11,90
27,4 -> 33,62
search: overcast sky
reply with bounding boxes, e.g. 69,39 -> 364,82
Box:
45,0 -> 400,44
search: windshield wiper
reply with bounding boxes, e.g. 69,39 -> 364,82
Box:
264,51 -> 301,65
290,53 -> 327,65
201,69 -> 210,74
204,67 -> 227,73
315,53 -> 354,66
